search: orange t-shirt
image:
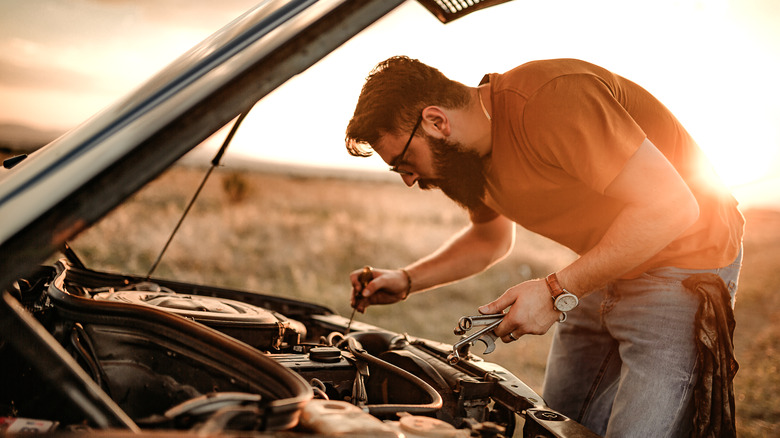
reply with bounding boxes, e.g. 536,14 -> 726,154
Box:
478,59 -> 744,277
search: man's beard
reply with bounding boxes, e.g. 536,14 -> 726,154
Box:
418,135 -> 488,212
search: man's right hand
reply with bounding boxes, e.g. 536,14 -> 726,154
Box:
349,267 -> 410,312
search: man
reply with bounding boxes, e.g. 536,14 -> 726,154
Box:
344,56 -> 743,436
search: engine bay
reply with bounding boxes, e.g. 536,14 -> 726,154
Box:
1,259 -> 595,437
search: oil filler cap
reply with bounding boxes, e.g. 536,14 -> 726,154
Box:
309,346 -> 342,363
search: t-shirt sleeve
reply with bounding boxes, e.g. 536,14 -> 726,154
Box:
522,74 -> 647,193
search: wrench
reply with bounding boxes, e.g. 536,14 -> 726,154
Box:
454,312 -> 507,334
447,313 -> 505,364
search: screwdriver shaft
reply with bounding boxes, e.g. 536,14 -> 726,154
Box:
346,266 -> 373,333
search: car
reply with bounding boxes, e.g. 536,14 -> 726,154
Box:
0,1 -> 598,436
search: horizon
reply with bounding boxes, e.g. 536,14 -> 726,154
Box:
3,119 -> 777,213
1,0 -> 779,207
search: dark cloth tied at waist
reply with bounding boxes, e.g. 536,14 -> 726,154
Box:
683,273 -> 738,438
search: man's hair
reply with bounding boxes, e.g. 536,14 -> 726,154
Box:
345,56 -> 470,157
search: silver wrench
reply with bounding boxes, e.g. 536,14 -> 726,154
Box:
454,312 -> 507,334
447,313 -> 505,364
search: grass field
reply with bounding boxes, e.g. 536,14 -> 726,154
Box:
67,164 -> 779,436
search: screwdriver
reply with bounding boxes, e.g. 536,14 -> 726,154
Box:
346,266 -> 373,333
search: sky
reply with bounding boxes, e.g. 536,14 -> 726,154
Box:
1,0 -> 779,205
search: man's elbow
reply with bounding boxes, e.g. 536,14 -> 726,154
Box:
686,196 -> 701,227
472,216 -> 515,266
489,221 -> 515,265
673,189 -> 700,234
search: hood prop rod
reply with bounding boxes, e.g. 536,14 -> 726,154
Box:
146,109 -> 250,280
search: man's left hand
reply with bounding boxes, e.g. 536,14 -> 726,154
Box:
478,278 -> 560,342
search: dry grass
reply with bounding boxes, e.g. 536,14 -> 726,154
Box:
731,210 -> 780,436
68,164 -> 779,435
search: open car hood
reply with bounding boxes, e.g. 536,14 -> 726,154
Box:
0,0 -> 405,287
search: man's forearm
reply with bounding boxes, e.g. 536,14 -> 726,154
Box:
405,215 -> 515,294
556,138 -> 701,296
557,194 -> 699,297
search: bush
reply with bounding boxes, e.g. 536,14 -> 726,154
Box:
222,171 -> 249,203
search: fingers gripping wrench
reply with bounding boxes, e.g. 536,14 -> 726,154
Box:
447,313 -> 506,364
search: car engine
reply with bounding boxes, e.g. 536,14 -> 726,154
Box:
1,258 -> 595,437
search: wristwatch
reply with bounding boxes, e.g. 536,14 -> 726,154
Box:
545,273 -> 579,322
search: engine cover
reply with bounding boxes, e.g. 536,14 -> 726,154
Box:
92,289 -> 305,350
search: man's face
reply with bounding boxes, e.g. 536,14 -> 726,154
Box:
418,134 -> 488,212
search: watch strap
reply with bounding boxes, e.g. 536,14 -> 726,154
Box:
546,273 -> 574,322
545,272 -> 564,299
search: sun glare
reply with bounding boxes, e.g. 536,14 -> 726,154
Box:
702,130 -> 779,189
687,82 -> 780,190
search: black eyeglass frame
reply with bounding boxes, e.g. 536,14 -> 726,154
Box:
388,115 -> 422,176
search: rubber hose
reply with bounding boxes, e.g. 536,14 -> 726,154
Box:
344,337 -> 443,415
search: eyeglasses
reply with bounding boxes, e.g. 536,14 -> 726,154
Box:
389,115 -> 422,176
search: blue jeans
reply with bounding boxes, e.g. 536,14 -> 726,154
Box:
542,249 -> 742,437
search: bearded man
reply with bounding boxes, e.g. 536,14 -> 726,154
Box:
343,56 -> 743,437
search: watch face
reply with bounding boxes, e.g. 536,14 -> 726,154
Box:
555,293 -> 579,312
